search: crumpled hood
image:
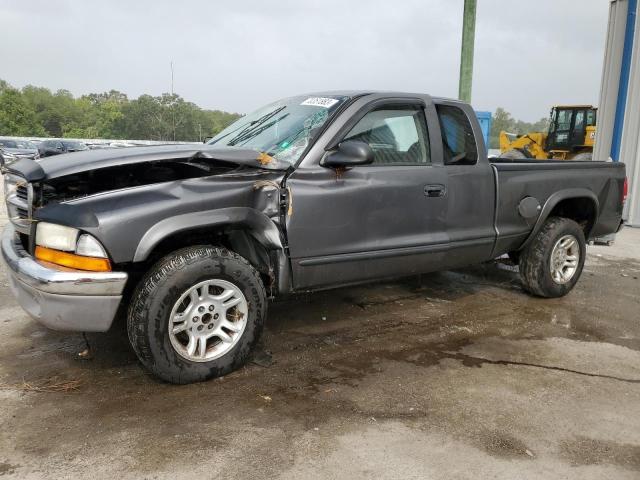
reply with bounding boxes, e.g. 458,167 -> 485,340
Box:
3,144 -> 289,182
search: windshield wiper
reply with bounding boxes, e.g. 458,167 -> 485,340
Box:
228,113 -> 290,147
208,106 -> 284,145
226,106 -> 287,146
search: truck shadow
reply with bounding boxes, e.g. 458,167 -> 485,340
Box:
96,260 -> 522,371
7,259 -> 523,382
267,260 -> 522,332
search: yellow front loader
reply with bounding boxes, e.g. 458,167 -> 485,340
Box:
500,105 -> 596,160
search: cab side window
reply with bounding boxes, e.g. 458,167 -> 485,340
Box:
436,105 -> 478,165
343,106 -> 431,165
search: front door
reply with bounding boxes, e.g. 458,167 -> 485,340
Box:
285,98 -> 450,290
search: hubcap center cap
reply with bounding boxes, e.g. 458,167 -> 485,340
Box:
191,304 -> 222,335
168,279 -> 248,362
549,234 -> 580,285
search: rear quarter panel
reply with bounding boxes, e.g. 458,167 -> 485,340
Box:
492,161 -> 626,255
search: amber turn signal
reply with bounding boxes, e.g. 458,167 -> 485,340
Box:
35,246 -> 112,272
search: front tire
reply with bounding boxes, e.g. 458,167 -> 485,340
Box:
519,217 -> 586,298
127,246 -> 267,384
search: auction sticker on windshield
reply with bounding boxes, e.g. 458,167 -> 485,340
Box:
300,97 -> 339,108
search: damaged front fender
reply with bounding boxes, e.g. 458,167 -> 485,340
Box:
133,206 -> 284,262
32,167 -> 292,292
133,205 -> 292,293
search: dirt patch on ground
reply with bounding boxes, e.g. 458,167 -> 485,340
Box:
560,436 -> 640,470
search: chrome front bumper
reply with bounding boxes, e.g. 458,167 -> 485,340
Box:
1,225 -> 128,332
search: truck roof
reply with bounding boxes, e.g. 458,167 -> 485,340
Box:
307,90 -> 465,105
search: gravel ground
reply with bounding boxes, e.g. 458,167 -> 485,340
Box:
0,194 -> 639,478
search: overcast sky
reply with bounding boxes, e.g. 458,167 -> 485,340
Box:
1,0 -> 609,121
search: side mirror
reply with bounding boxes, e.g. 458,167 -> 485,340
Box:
321,140 -> 374,168
203,136 -> 213,144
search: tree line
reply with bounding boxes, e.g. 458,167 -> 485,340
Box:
0,79 -> 240,142
488,107 -> 550,149
0,79 -> 549,147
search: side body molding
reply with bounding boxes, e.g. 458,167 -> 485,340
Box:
133,207 -> 285,262
519,188 -> 599,250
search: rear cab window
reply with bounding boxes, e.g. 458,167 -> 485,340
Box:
435,104 -> 478,165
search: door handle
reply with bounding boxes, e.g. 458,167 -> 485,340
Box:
424,184 -> 446,197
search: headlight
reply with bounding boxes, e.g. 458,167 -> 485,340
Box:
35,222 -> 111,271
36,223 -> 78,251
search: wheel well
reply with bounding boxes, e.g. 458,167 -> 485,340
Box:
137,226 -> 275,286
548,197 -> 597,237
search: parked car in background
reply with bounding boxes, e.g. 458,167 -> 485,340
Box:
87,143 -> 114,150
0,148 -> 19,164
38,139 -> 89,157
109,142 -> 140,148
0,138 -> 40,160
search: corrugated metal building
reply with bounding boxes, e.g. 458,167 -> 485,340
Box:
595,0 -> 639,226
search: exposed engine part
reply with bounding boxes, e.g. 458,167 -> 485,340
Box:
38,159 -> 238,206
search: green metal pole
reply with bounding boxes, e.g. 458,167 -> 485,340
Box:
458,0 -> 477,104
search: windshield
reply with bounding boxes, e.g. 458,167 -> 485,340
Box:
15,140 -> 36,149
207,95 -> 348,165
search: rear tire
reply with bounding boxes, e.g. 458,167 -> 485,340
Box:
127,245 -> 267,384
519,217 -> 586,298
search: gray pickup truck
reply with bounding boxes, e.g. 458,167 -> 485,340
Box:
1,92 -> 626,383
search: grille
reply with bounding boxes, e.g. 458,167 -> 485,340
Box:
5,174 -> 32,234
16,206 -> 28,218
16,184 -> 28,201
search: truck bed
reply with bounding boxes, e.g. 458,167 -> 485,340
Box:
490,159 -> 626,257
